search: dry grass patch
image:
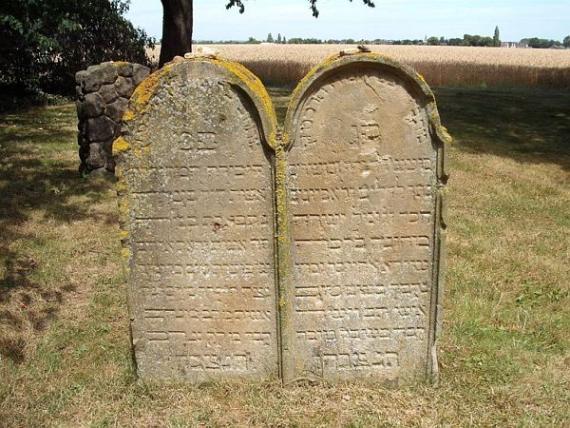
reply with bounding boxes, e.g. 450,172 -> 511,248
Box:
0,88 -> 569,427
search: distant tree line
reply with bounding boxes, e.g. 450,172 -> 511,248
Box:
522,37 -> 568,49
196,27 -> 570,50
425,34 -> 499,47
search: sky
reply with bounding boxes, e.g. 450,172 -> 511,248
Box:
126,0 -> 570,42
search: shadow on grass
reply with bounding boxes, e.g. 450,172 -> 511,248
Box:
267,87 -> 295,127
435,88 -> 570,170
0,104 -> 114,363
269,86 -> 570,170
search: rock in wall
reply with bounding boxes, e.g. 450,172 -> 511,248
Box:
76,61 -> 150,174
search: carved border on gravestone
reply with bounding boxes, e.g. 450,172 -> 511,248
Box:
280,53 -> 451,384
112,57 -> 280,382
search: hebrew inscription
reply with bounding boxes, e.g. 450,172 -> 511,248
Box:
284,63 -> 444,384
116,60 -> 277,382
116,55 -> 447,385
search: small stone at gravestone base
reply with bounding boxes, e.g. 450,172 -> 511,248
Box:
132,64 -> 150,85
99,84 -> 119,103
116,62 -> 134,77
87,115 -> 115,141
114,76 -> 135,98
105,97 -> 129,122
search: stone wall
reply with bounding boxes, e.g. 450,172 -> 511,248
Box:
75,61 -> 150,174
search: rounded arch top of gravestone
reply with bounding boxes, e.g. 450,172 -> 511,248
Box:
284,52 -> 450,180
115,57 -> 278,155
112,57 -> 279,383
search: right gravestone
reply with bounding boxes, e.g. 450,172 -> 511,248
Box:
280,53 -> 450,385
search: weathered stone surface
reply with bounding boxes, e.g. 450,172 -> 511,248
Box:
87,115 -> 115,141
75,70 -> 88,85
85,62 -> 118,91
77,118 -> 88,136
114,76 -> 135,98
101,140 -> 115,172
115,59 -> 278,382
280,54 -> 448,385
132,64 -> 150,85
99,84 -> 119,103
76,61 -> 149,174
82,92 -> 104,118
78,138 -> 90,168
76,101 -> 87,120
76,84 -> 84,100
86,142 -> 105,169
105,97 -> 129,122
116,62 -> 134,77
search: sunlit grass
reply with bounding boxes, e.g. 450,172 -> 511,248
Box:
0,88 -> 569,426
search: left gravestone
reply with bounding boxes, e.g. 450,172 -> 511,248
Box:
113,58 -> 279,382
76,61 -> 150,174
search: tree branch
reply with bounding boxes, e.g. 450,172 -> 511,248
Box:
226,0 -> 375,17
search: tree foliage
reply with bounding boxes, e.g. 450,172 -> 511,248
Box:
0,0 -> 153,96
522,37 -> 562,49
159,0 -> 375,65
493,26 -> 500,47
225,0 -> 375,17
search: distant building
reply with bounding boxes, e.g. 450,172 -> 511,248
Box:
501,42 -> 529,48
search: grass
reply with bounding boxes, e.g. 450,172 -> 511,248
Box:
0,87 -> 569,427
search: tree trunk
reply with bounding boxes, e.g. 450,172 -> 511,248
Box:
159,0 -> 193,67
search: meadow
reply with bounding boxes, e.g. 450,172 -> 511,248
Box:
149,44 -> 570,88
0,84 -> 569,426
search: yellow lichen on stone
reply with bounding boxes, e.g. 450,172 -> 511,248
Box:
113,136 -> 130,155
123,63 -> 175,122
115,179 -> 128,194
121,247 -> 131,259
119,229 -> 129,240
209,58 -> 278,140
132,145 -> 151,159
118,197 -> 130,217
123,109 -> 135,122
416,72 -> 428,84
440,126 -> 453,144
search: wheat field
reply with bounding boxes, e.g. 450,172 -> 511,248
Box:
150,44 -> 570,88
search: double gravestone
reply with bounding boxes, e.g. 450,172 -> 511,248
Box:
114,53 -> 449,385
